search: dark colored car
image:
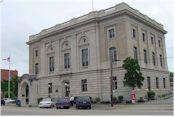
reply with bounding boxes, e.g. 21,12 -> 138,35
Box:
75,96 -> 91,109
1,99 -> 5,106
56,98 -> 70,109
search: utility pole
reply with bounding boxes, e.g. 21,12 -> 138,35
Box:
110,55 -> 113,107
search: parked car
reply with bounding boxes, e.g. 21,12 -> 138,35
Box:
1,99 -> 5,105
56,97 -> 70,109
75,96 -> 91,109
3,98 -> 15,104
38,98 -> 55,108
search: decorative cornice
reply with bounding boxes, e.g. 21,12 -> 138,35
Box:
27,2 -> 167,45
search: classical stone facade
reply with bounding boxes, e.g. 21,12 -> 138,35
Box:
18,3 -> 171,106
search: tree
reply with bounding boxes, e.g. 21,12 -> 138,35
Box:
169,72 -> 173,82
1,76 -> 19,98
122,57 -> 144,89
11,76 -> 18,97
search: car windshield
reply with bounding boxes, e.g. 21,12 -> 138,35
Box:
42,98 -> 51,102
77,96 -> 90,101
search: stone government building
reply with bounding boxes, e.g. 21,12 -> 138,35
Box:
18,2 -> 171,106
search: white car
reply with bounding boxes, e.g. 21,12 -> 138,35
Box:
3,98 -> 15,104
38,98 -> 55,108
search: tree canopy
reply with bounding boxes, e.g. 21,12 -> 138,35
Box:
122,57 -> 144,89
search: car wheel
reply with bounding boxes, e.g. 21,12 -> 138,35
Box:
56,107 -> 59,109
76,106 -> 79,109
89,106 -> 91,109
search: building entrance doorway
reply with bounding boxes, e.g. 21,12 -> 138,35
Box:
63,81 -> 70,97
21,82 -> 29,105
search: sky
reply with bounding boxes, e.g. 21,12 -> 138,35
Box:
1,0 -> 174,76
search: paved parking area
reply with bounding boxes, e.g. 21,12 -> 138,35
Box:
1,97 -> 173,115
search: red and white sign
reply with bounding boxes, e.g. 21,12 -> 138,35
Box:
131,90 -> 136,103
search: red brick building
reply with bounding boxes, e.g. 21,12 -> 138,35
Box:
1,69 -> 18,81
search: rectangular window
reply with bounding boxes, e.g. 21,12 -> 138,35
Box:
147,77 -> 151,91
156,77 -> 159,89
142,33 -> 145,42
48,83 -> 52,94
35,50 -> 38,57
132,28 -> 136,38
64,53 -> 70,69
133,47 -> 138,60
49,56 -> 54,72
158,40 -> 161,47
163,78 -> 166,88
82,48 -> 89,67
109,47 -> 117,62
151,36 -> 154,44
144,49 -> 147,64
81,79 -> 87,92
108,28 -> 115,39
35,63 -> 39,74
160,54 -> 163,67
152,52 -> 156,66
113,76 -> 117,90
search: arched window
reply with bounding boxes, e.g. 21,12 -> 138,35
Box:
79,36 -> 89,67
61,40 -> 71,70
46,43 -> 55,73
35,63 -> 39,75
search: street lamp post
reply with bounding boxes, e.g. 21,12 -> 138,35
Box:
109,54 -> 121,107
110,55 -> 113,107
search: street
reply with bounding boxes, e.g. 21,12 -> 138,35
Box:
1,97 -> 173,115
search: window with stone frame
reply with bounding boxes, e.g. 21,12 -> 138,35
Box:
35,63 -> 39,75
113,76 -> 117,90
48,83 -> 52,94
49,56 -> 54,72
158,40 -> 161,47
143,49 -> 147,64
159,54 -> 163,67
64,53 -> 70,69
142,32 -> 146,42
133,46 -> 138,60
81,79 -> 87,92
109,47 -> 117,62
35,50 -> 38,57
151,36 -> 154,44
163,78 -> 166,88
152,52 -> 156,66
81,48 -> 89,67
108,28 -> 115,39
147,77 -> 151,91
156,77 -> 159,89
132,28 -> 136,38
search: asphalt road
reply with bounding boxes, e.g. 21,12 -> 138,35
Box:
1,97 -> 173,115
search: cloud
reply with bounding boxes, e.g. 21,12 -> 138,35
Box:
1,0 -> 174,75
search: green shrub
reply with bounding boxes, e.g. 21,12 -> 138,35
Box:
147,91 -> 155,100
5,91 -> 15,98
113,96 -> 117,103
95,97 -> 101,103
100,101 -> 110,104
137,97 -> 145,103
118,95 -> 124,102
28,105 -> 32,107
